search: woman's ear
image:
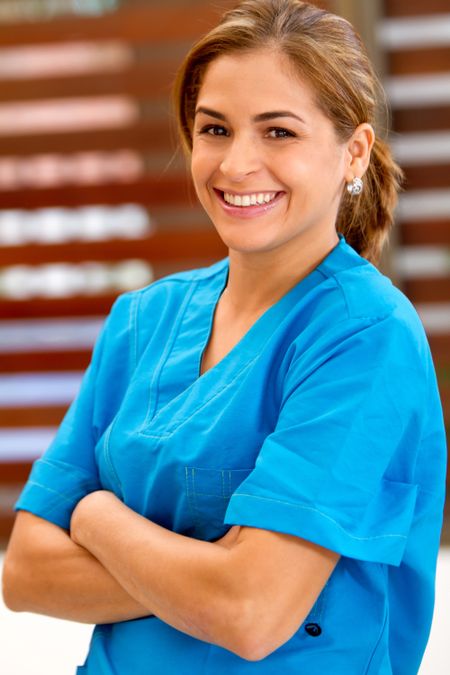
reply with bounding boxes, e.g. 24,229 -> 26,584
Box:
344,123 -> 375,182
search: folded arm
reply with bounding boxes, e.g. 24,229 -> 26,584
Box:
2,510 -> 150,624
69,490 -> 339,660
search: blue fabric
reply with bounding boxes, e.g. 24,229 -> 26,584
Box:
16,236 -> 447,674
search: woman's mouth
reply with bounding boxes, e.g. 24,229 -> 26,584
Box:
213,189 -> 284,216
222,191 -> 278,207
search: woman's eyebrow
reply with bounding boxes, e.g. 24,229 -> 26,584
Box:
194,106 -> 306,125
253,110 -> 307,124
195,106 -> 227,121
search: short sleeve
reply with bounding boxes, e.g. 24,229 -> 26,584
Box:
225,314 -> 428,566
15,292 -> 136,530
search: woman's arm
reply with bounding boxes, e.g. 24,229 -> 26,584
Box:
71,491 -> 339,661
2,511 -> 150,624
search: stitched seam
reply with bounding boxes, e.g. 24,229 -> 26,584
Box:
185,467 -> 199,527
185,468 -> 253,498
231,493 -> 408,541
221,471 -> 227,500
36,458 -> 94,480
334,271 -> 395,322
141,291 -> 378,440
22,481 -> 92,506
140,283 -> 196,429
363,602 -> 389,674
93,293 -> 136,495
193,493 -> 230,499
130,289 -> 140,372
139,355 -> 260,439
328,275 -> 352,319
103,423 -> 123,494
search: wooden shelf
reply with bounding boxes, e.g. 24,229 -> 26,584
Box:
0,174 -> 197,209
0,406 -> 67,428
400,221 -> 450,246
392,105 -> 450,134
388,47 -> 450,77
0,120 -> 174,156
428,335 -> 450,363
0,461 -> 32,483
0,293 -> 118,318
0,2 -> 234,47
385,0 -> 450,16
403,165 -> 450,191
0,230 -> 226,266
403,278 -> 450,303
0,350 -> 91,373
0,60 -> 181,103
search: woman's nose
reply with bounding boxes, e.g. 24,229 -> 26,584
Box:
219,135 -> 262,181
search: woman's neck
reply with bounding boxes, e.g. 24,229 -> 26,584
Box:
224,230 -> 339,317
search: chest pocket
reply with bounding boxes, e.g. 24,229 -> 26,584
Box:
185,466 -> 253,540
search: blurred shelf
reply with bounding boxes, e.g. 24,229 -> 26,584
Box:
0,230 -> 226,265
0,174 -> 197,209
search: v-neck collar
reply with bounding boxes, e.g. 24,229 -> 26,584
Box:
151,235 -> 362,423
192,234 -> 362,380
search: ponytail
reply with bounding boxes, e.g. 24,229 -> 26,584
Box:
337,138 -> 404,266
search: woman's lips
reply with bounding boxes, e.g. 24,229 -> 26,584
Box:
213,189 -> 285,218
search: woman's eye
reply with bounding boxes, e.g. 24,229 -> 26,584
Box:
199,125 -> 228,136
267,127 -> 296,139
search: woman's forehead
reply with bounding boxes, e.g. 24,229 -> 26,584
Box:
197,50 -> 318,121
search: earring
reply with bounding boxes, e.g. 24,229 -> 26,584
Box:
347,176 -> 363,196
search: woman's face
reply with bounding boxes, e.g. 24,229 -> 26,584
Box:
191,49 -> 353,257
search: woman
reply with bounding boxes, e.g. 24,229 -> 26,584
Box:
3,1 -> 446,673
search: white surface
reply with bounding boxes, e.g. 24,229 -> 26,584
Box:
378,14 -> 450,49
0,41 -> 132,79
0,428 -> 57,460
395,247 -> 450,278
397,189 -> 450,222
0,551 -> 93,675
419,547 -> 450,675
0,96 -> 138,135
0,372 -> 82,407
385,74 -> 450,107
0,318 -> 103,353
0,548 -> 449,674
391,131 -> 450,165
414,304 -> 450,334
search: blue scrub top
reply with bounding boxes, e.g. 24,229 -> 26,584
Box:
16,236 -> 447,674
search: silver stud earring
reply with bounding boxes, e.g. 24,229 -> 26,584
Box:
347,177 -> 363,196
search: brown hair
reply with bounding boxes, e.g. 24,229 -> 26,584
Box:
173,0 -> 403,265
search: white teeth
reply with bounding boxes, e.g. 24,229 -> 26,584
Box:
223,191 -> 277,207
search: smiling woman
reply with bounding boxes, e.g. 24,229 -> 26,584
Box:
2,1 -> 447,675
190,49 -> 371,262
175,0 -> 404,265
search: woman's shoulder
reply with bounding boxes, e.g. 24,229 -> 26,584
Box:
122,257 -> 227,306
98,259 -> 228,357
307,242 -> 431,364
329,246 -> 425,336
107,258 -> 227,318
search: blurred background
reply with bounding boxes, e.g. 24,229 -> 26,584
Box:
0,0 -> 448,673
